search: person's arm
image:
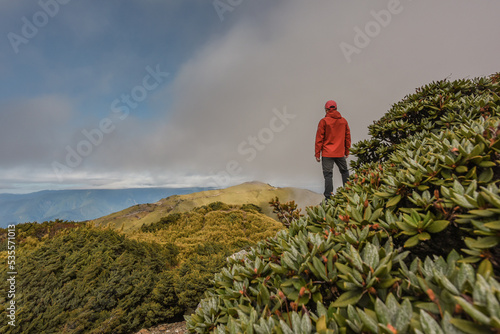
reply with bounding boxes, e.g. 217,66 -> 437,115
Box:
345,122 -> 351,157
315,119 -> 325,161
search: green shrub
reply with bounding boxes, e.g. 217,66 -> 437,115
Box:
0,219 -> 82,242
194,201 -> 232,214
241,203 -> 263,214
133,203 -> 284,261
0,227 -> 182,334
141,213 -> 182,232
175,243 -> 235,313
351,75 -> 499,170
133,202 -> 284,317
269,197 -> 303,228
186,74 -> 500,333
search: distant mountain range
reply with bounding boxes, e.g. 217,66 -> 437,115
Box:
0,187 -> 213,227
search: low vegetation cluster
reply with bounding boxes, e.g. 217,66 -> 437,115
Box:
0,203 -> 283,334
186,74 -> 500,333
135,201 -> 278,260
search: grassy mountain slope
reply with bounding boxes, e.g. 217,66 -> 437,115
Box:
91,182 -> 322,232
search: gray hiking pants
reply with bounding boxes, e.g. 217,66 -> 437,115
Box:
322,157 -> 349,199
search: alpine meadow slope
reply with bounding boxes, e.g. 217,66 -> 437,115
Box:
187,73 -> 500,333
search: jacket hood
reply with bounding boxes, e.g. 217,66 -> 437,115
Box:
326,110 -> 342,119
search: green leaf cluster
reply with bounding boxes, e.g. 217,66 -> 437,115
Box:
351,75 -> 500,169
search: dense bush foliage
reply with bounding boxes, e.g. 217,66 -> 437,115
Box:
135,203 -> 285,313
0,202 -> 282,333
175,243 -> 236,313
135,203 -> 284,260
186,75 -> 500,333
0,219 -> 82,246
351,75 -> 499,169
0,227 -> 181,334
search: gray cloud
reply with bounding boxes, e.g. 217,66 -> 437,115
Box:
0,95 -> 75,167
134,0 -> 500,190
1,0 -> 499,193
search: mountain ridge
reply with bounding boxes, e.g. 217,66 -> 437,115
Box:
91,181 -> 323,232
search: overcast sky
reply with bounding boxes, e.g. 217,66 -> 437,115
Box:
1,0 -> 499,194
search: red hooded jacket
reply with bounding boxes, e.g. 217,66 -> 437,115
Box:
315,110 -> 351,159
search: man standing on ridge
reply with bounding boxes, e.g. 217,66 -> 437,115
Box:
315,100 -> 351,199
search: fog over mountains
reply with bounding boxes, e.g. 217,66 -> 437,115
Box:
0,187 -> 212,227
